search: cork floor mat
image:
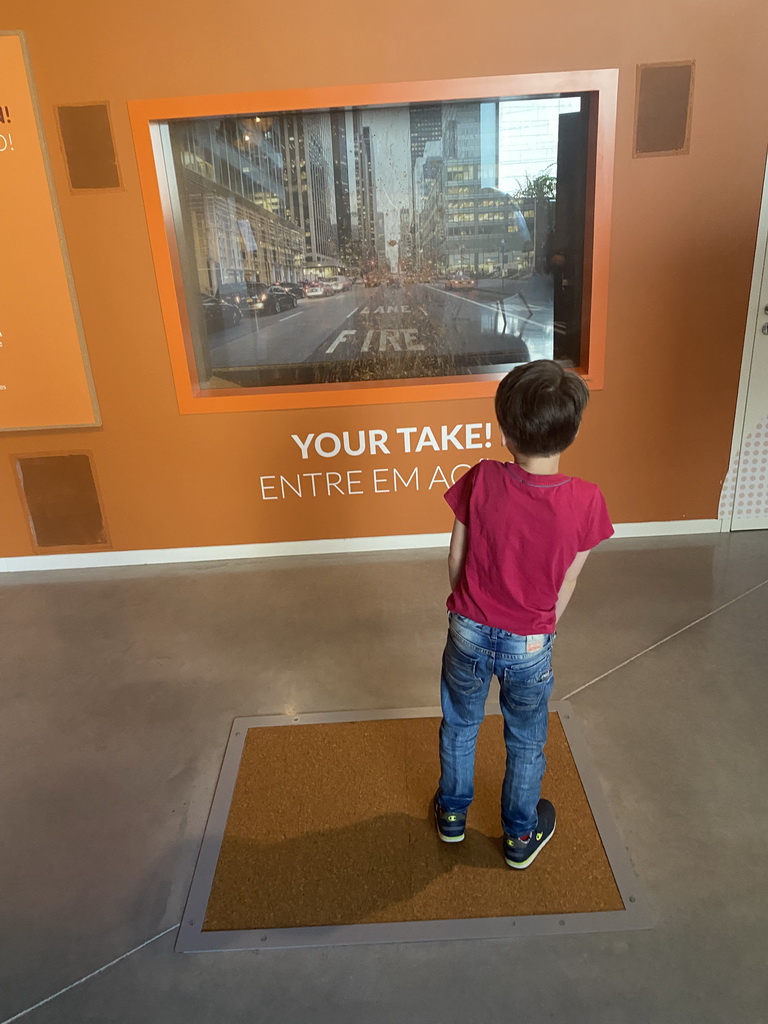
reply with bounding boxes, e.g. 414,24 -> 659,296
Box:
202,714 -> 623,932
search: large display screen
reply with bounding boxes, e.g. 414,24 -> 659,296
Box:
132,72 -> 616,411
0,32 -> 99,431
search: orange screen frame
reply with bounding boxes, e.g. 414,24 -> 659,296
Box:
129,70 -> 617,414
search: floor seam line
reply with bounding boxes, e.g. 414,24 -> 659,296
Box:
561,576 -> 768,702
0,924 -> 179,1024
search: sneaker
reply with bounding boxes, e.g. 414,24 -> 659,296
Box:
433,792 -> 466,843
504,799 -> 556,869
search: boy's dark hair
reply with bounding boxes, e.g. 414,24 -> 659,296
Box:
495,360 -> 590,457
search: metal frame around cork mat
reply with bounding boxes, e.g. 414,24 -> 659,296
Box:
176,702 -> 651,952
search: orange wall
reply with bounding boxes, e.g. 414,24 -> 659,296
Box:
1,0 -> 767,557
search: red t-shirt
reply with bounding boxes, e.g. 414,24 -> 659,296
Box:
445,460 -> 613,635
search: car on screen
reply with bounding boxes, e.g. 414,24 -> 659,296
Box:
305,281 -> 333,298
445,273 -> 476,290
248,286 -> 297,314
201,294 -> 243,330
275,282 -> 304,301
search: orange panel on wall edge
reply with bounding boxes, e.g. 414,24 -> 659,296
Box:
0,31 -> 100,433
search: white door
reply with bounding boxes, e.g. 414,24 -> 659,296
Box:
722,154 -> 768,531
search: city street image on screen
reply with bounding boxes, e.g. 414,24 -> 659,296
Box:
162,93 -> 591,391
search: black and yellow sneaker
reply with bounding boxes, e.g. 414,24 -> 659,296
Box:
504,799 -> 556,869
433,792 -> 466,843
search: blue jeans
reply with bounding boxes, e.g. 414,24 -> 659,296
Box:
438,612 -> 555,837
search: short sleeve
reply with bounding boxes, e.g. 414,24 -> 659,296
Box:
579,486 -> 614,551
444,463 -> 480,525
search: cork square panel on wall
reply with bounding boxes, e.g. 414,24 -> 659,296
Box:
15,453 -> 110,550
634,62 -> 694,157
55,102 -> 121,190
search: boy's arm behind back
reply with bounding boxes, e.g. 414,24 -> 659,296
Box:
448,518 -> 468,592
555,549 -> 591,623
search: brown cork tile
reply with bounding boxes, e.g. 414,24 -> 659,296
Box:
203,714 -> 623,932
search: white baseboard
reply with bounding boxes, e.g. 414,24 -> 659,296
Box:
0,519 -> 727,573
612,518 -> 724,538
0,532 -> 451,573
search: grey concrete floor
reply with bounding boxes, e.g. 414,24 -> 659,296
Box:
1,532 -> 767,1023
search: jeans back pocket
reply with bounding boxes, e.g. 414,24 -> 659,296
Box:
443,631 -> 483,696
500,653 -> 553,711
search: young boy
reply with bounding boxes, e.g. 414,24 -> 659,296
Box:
434,360 -> 613,868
